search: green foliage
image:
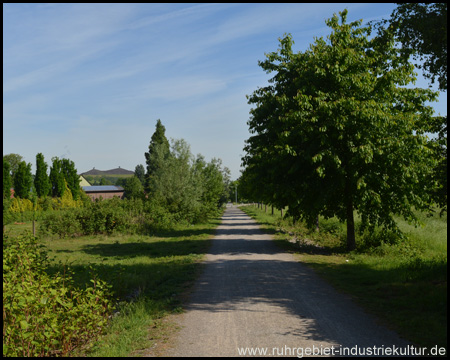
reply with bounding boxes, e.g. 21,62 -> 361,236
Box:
100,178 -> 113,185
148,139 -> 227,224
372,3 -> 447,91
41,198 -> 130,237
145,119 -> 171,193
3,160 -> 12,199
49,157 -> 66,198
34,153 -> 50,198
9,197 -> 35,213
3,153 -> 23,180
123,176 -> 144,200
3,233 -> 114,357
134,164 -> 145,186
61,158 -> 81,200
13,161 -> 33,200
242,9 -> 439,250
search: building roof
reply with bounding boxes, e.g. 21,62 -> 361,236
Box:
82,186 -> 124,192
81,167 -> 134,176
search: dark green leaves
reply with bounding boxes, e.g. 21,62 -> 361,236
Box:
242,10 -> 439,250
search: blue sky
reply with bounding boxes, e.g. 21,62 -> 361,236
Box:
3,3 -> 447,180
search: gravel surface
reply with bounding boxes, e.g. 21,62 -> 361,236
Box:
162,206 -> 410,357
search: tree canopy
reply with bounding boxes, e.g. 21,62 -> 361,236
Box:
242,10 -> 439,250
372,3 -> 447,91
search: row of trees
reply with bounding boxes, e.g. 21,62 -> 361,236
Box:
240,7 -> 447,251
4,119 -> 230,227
3,154 -> 80,201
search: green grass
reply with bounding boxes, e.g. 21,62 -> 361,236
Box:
4,216 -> 222,357
240,204 -> 447,350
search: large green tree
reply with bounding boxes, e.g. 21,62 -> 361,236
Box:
14,161 -> 34,200
243,10 -> 438,250
193,156 -> 226,220
34,153 -> 50,198
144,119 -> 171,193
371,3 -> 447,214
49,157 -> 66,198
124,176 -> 144,200
61,158 -> 81,200
148,139 -> 200,222
3,154 -> 23,181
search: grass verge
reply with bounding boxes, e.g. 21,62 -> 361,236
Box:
4,216 -> 222,357
240,204 -> 447,350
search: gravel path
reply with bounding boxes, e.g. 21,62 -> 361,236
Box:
163,206 -> 410,357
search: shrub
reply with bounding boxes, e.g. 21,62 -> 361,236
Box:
41,209 -> 82,238
3,233 -> 114,357
9,197 -> 34,213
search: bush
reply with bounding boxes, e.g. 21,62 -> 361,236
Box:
41,198 -> 133,237
9,197 -> 34,213
3,233 -> 114,357
41,209 -> 82,238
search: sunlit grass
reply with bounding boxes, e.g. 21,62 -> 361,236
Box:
240,204 -> 447,349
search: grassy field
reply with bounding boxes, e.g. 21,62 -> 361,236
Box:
240,204 -> 447,351
4,217 -> 222,357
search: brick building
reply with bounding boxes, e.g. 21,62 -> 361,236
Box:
81,186 -> 124,201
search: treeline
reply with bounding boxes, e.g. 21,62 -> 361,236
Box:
3,119 -> 231,232
240,7 -> 447,251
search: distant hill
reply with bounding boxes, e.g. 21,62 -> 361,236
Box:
81,167 -> 134,176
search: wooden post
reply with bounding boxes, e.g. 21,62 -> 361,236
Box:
33,220 -> 36,236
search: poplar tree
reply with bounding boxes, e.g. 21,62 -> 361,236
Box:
49,157 -> 66,198
34,153 -> 50,198
14,161 -> 33,200
144,119 -> 170,193
61,158 -> 80,200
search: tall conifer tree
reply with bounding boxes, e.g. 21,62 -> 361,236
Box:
144,119 -> 170,193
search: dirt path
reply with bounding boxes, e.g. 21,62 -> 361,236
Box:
161,206 -> 410,357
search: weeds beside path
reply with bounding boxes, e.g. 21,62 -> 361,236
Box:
4,216 -> 222,357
